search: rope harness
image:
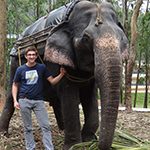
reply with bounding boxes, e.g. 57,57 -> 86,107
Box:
94,3 -> 103,26
18,46 -> 22,66
65,73 -> 94,82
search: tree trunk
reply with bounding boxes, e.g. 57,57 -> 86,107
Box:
144,56 -> 148,108
37,0 -> 39,20
124,0 -> 128,105
134,31 -> 144,107
143,0 -> 149,108
134,0 -> 149,107
125,0 -> 143,110
134,50 -> 141,107
121,0 -> 125,105
122,0 -> 125,27
14,4 -> 19,39
49,0 -> 51,12
125,0 -> 128,38
106,0 -> 112,4
0,0 -> 6,108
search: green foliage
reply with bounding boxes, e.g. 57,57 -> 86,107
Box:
99,90 -> 150,108
6,0 -> 50,91
122,92 -> 150,108
138,77 -> 145,85
93,0 -> 102,2
69,129 -> 150,150
7,0 -> 49,33
50,0 -> 73,11
69,140 -> 98,150
5,0 -> 150,95
54,0 -> 67,9
136,10 -> 150,61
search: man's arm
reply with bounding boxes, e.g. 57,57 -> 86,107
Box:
47,67 -> 66,85
12,82 -> 20,110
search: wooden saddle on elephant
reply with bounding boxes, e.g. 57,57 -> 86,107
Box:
10,0 -> 93,59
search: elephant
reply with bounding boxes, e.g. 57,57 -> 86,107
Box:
0,1 -> 129,150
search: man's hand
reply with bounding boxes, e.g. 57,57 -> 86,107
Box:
14,101 -> 20,110
47,67 -> 67,85
60,67 -> 66,75
12,82 -> 20,110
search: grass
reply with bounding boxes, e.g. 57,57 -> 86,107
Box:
122,92 -> 150,108
98,90 -> 150,108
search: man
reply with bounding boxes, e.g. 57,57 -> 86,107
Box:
12,46 -> 66,150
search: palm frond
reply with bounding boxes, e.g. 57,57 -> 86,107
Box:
115,144 -> 150,150
69,129 -> 150,150
114,129 -> 142,146
69,141 -> 93,150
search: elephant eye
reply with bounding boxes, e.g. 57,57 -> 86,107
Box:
83,36 -> 89,42
82,32 -> 91,42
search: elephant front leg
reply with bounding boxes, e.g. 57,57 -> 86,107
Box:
60,84 -> 82,150
80,81 -> 99,142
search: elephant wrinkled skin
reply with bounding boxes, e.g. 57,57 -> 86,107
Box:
44,1 -> 129,150
0,1 -> 128,150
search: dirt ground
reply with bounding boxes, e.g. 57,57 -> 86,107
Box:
0,103 -> 150,150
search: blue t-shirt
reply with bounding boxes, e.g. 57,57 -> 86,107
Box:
13,63 -> 52,100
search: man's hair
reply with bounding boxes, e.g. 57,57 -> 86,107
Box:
25,46 -> 38,56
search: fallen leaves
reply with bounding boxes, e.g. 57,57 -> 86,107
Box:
0,106 -> 150,150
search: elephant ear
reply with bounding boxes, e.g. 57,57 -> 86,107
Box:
118,22 -> 129,62
118,22 -> 125,33
44,22 -> 75,68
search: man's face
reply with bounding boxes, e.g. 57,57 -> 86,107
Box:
25,51 -> 37,63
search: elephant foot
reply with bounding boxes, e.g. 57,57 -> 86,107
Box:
82,132 -> 97,142
63,144 -> 73,150
63,137 -> 82,150
98,141 -> 110,150
63,141 -> 81,150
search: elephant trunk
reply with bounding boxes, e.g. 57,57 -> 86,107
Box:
94,34 -> 122,150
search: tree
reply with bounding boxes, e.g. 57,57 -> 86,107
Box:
133,39 -> 142,107
6,0 -> 50,89
123,0 -> 129,106
143,2 -> 150,107
53,0 -> 68,10
0,0 -> 7,107
7,0 -> 49,38
134,0 -> 149,108
125,0 -> 143,110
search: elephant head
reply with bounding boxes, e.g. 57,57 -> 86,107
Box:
44,1 -> 129,150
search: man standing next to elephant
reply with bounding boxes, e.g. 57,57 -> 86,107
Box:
12,46 -> 66,150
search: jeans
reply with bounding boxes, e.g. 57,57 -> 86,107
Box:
19,98 -> 54,150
